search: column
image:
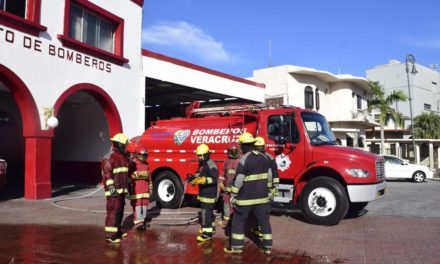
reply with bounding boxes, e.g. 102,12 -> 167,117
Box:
415,144 -> 420,165
396,142 -> 400,158
24,136 -> 52,199
429,142 -> 434,170
437,147 -> 440,170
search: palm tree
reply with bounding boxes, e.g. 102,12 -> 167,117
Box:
413,112 -> 440,139
368,81 -> 407,154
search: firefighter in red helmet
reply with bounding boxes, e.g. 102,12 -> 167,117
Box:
101,133 -> 130,243
129,145 -> 152,226
219,143 -> 240,226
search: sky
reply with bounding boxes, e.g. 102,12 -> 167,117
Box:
141,1 -> 440,79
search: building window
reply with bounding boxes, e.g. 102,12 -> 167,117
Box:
356,95 -> 362,110
69,4 -> 114,53
424,104 -> 431,111
58,0 -> 128,65
305,86 -> 314,109
0,0 -> 46,36
0,0 -> 26,18
315,88 -> 320,110
265,97 -> 283,108
346,136 -> 354,147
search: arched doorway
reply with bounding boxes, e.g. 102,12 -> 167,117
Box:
52,84 -> 122,191
0,78 -> 24,197
0,65 -> 50,199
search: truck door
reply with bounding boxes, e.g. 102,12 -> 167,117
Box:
265,114 -> 304,179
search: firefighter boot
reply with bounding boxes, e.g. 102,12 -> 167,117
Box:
260,247 -> 272,255
196,234 -> 213,242
251,226 -> 263,238
118,231 -> 128,239
106,235 -> 121,243
223,247 -> 243,254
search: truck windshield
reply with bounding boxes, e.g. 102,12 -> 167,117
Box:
301,112 -> 337,146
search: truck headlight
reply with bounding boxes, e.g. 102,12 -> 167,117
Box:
346,169 -> 370,178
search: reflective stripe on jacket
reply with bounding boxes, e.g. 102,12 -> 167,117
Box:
197,159 -> 218,203
101,148 -> 130,195
232,151 -> 271,206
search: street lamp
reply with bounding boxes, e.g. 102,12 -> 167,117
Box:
405,54 -> 417,159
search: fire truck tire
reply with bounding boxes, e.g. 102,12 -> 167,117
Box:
154,171 -> 184,208
300,177 -> 349,226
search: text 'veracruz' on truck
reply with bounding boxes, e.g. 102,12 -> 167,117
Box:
139,102 -> 386,225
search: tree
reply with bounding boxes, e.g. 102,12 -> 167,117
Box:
413,112 -> 440,139
368,81 -> 407,154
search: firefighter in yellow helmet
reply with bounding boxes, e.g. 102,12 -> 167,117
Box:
188,144 -> 218,242
101,133 -> 130,243
249,136 -> 279,239
224,132 -> 273,255
254,136 -> 279,199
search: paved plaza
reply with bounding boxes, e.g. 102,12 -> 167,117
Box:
0,180 -> 439,263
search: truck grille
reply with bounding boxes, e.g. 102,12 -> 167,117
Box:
376,160 -> 385,180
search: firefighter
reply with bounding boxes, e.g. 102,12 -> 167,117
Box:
224,132 -> 273,255
189,143 -> 218,242
101,133 -> 130,243
129,145 -> 153,226
219,143 -> 240,226
250,136 -> 279,238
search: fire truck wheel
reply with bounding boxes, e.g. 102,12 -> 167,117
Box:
300,177 -> 349,226
154,171 -> 184,208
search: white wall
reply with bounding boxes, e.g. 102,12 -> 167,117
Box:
0,0 -> 144,139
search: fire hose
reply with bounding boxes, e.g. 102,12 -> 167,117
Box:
50,184 -> 220,226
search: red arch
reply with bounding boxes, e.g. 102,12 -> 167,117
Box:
54,83 -> 123,136
0,64 -> 42,137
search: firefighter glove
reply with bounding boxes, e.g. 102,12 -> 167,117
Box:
186,173 -> 195,182
191,176 -> 206,185
109,185 -> 118,197
219,181 -> 225,191
269,187 -> 279,200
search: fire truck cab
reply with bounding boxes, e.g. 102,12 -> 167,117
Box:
139,103 -> 386,225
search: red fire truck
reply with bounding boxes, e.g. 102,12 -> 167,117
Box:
139,103 -> 386,225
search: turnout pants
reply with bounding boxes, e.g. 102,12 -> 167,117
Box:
200,202 -> 215,236
222,193 -> 232,221
105,195 -> 125,239
231,203 -> 272,249
131,198 -> 149,223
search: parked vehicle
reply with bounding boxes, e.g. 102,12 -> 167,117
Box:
383,155 -> 433,183
139,103 -> 386,225
0,159 -> 6,193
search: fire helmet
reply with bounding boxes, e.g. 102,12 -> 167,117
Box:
227,143 -> 240,158
254,136 -> 266,152
111,133 -> 129,154
196,144 -> 210,155
135,145 -> 148,161
110,133 -> 129,145
238,132 -> 255,144
196,144 -> 210,161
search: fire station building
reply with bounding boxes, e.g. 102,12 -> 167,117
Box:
0,0 -> 264,199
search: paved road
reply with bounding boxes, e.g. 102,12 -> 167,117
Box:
0,179 -> 439,263
366,179 -> 440,218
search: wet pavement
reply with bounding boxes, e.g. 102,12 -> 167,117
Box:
0,224 -> 318,264
1,181 -> 440,263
